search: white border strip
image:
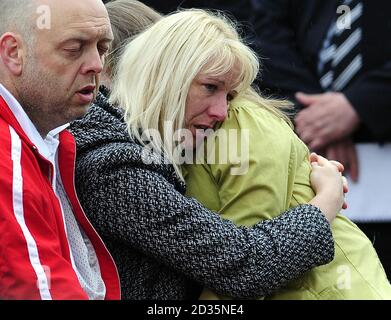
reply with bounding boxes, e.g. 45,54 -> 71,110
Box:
9,126 -> 52,300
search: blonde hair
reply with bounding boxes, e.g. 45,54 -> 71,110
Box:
105,0 -> 162,76
110,9 -> 288,179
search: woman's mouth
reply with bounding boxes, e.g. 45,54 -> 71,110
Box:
194,124 -> 212,130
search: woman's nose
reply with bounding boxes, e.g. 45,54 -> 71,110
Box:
208,96 -> 228,121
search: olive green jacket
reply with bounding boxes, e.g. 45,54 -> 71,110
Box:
183,98 -> 391,300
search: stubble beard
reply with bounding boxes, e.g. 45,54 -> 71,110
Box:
17,56 -> 71,136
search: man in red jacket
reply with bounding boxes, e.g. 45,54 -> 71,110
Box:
0,0 -> 120,299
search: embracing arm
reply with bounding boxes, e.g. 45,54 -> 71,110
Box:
76,155 -> 334,299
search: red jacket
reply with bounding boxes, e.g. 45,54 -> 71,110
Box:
0,96 -> 120,300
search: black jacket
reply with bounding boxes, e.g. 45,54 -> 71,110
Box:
254,0 -> 391,142
142,0 -> 252,22
69,88 -> 334,299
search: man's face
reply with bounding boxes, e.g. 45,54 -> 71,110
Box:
17,0 -> 113,135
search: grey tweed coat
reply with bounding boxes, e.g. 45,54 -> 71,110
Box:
69,87 -> 334,300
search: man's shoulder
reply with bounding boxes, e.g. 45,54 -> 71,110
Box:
0,112 -> 11,129
0,117 -> 13,155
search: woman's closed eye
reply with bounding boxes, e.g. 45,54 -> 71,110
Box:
203,84 -> 218,93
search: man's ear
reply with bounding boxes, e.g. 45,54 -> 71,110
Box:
0,33 -> 24,76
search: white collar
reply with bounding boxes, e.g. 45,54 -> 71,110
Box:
0,83 -> 69,160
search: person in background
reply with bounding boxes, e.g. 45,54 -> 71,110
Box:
138,0 -> 256,45
253,0 -> 391,279
69,1 -> 346,300
140,0 -> 252,22
100,0 -> 161,88
0,0 -> 119,299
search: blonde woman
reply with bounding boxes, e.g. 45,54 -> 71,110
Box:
70,4 -> 345,299
109,9 -> 391,299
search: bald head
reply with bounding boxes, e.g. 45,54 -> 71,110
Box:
0,0 -> 112,136
1,0 -> 109,45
